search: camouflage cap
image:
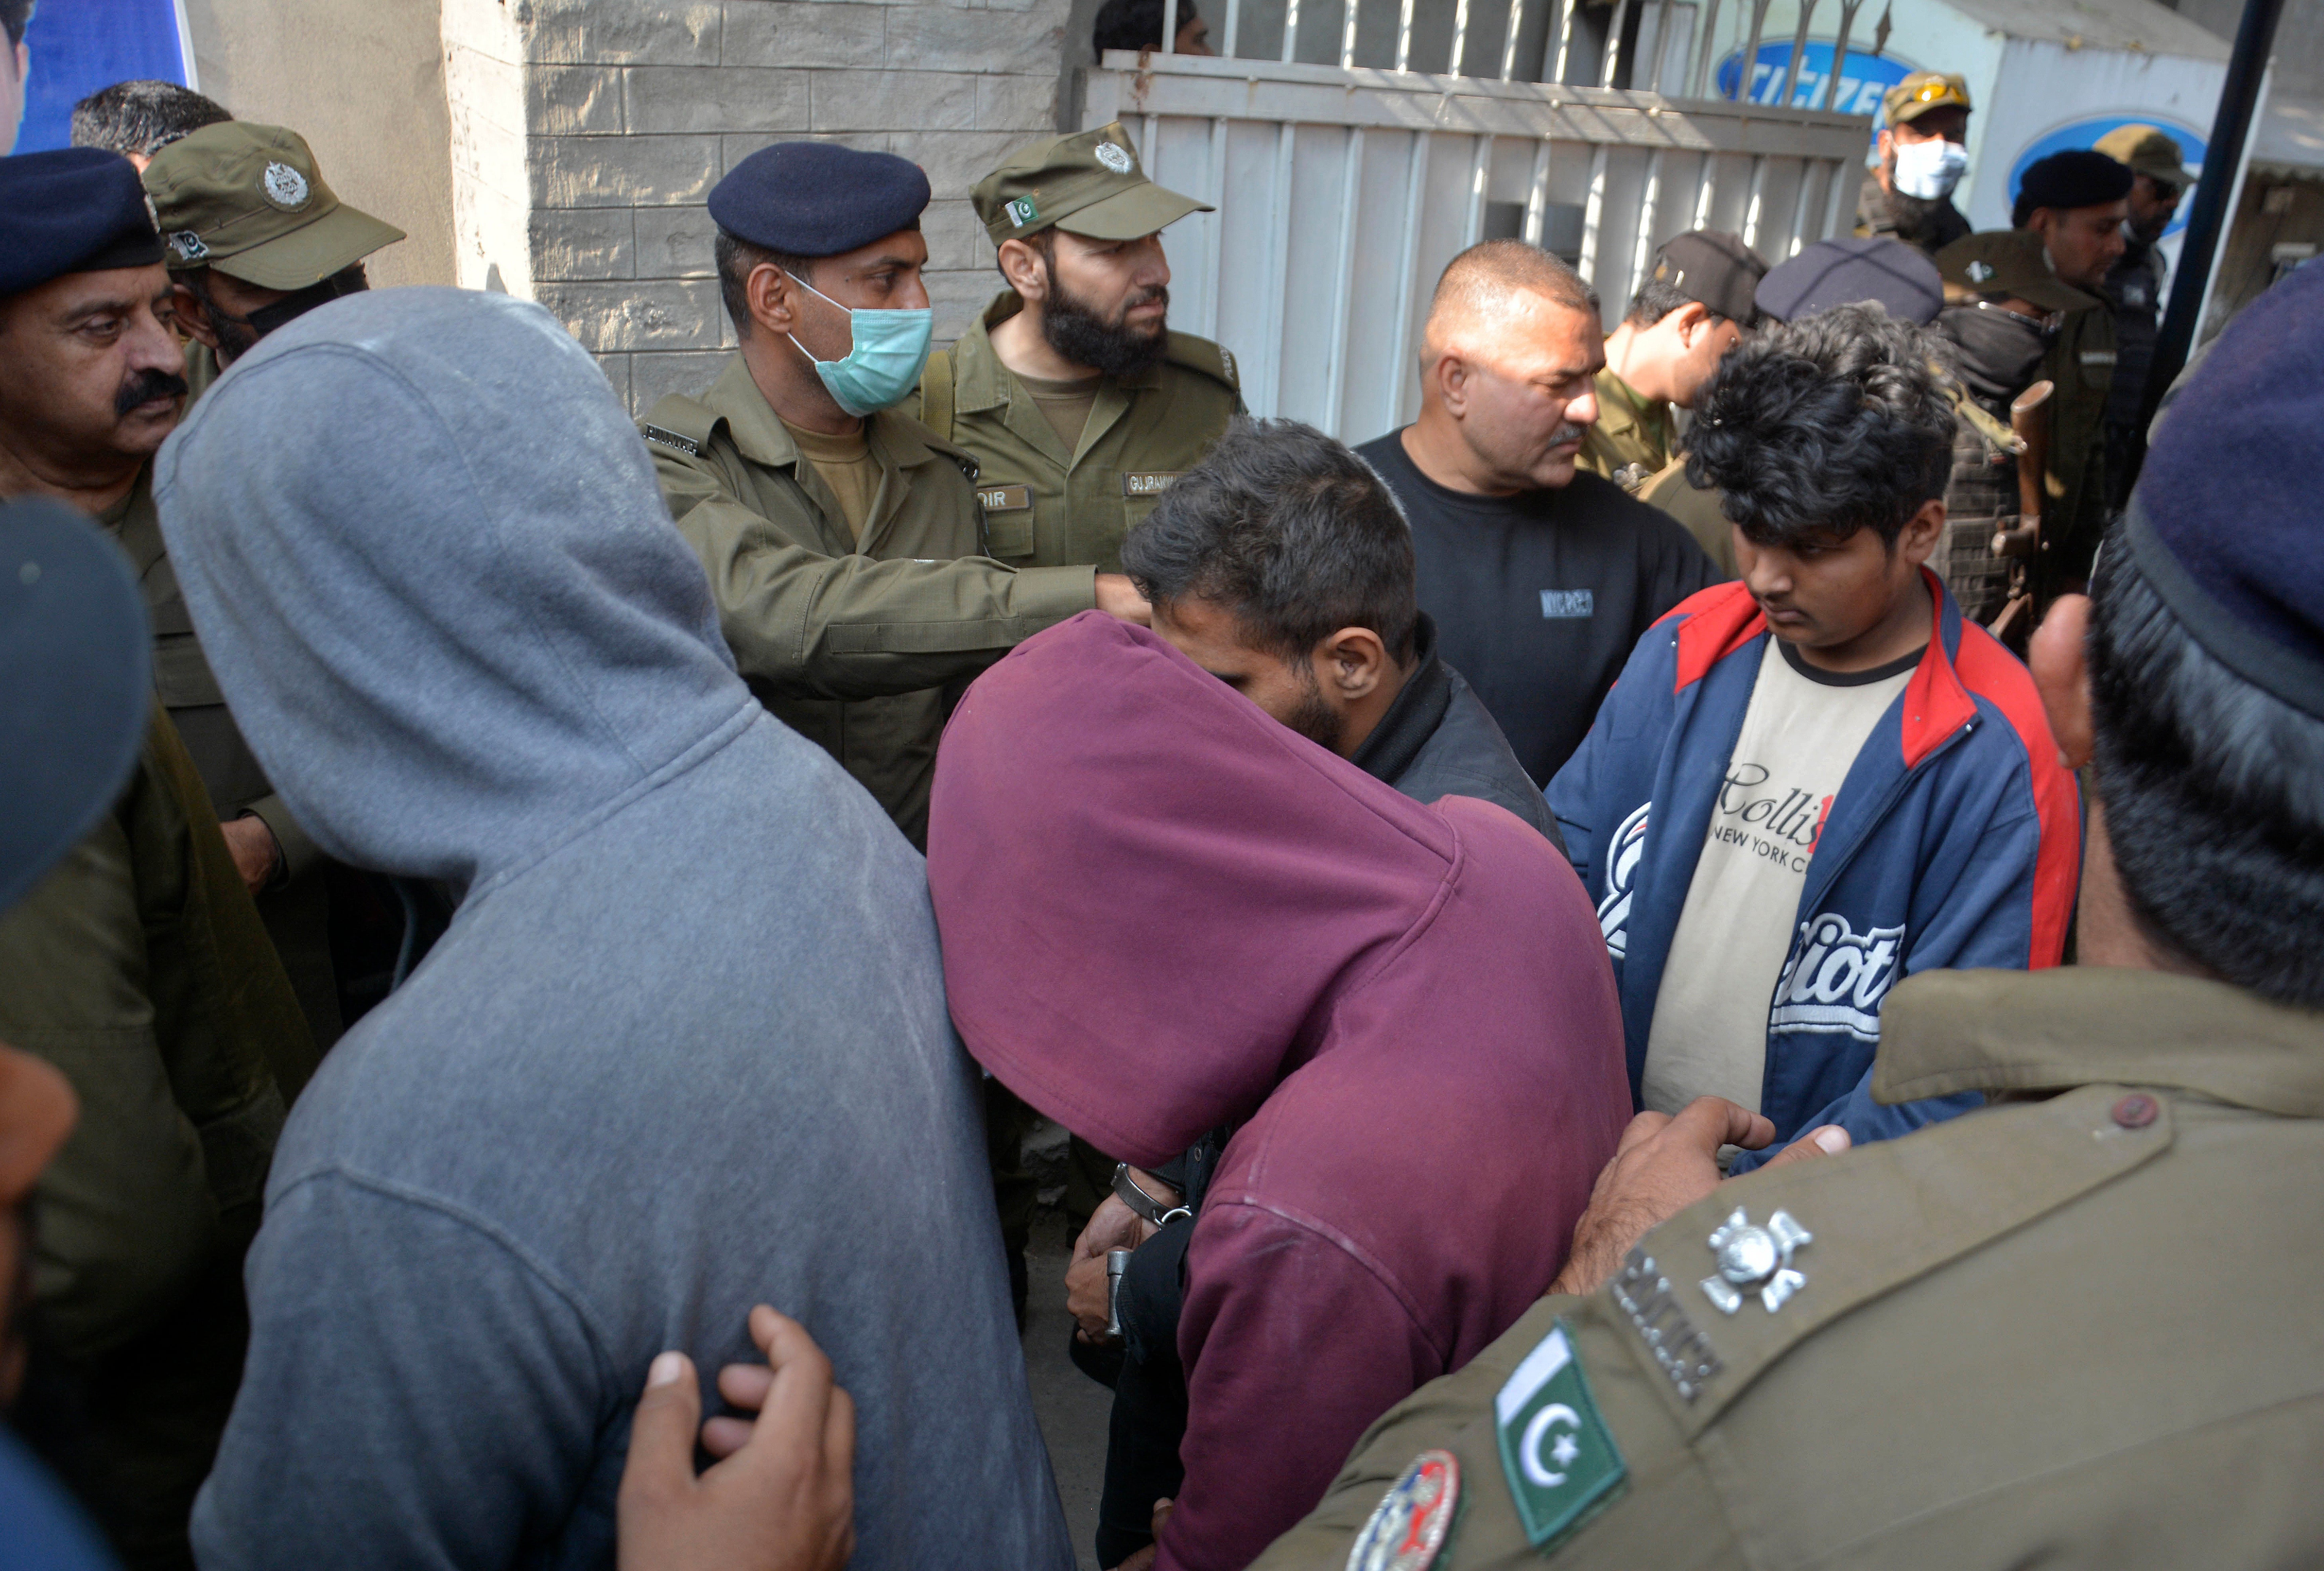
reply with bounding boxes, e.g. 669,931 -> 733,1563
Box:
972,123 -> 1211,247
1881,71 -> 1972,129
142,121 -> 404,291
2093,124 -> 2194,189
1934,229 -> 2097,315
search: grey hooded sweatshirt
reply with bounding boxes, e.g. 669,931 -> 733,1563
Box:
154,288 -> 1071,1571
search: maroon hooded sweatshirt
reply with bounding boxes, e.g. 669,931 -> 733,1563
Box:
927,613 -> 1629,1571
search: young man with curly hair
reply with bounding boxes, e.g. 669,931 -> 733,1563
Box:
1547,305 -> 2081,1170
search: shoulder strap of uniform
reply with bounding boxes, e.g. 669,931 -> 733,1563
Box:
918,346 -> 955,443
1163,331 -> 1240,396
639,393 -> 720,459
1598,1082 -> 2172,1438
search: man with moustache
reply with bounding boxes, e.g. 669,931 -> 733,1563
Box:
1356,240 -> 1717,789
0,147 -> 362,1056
917,123 -> 1242,575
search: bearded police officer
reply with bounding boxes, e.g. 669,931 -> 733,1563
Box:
914,123 -> 1241,575
642,143 -> 1148,850
1578,230 -> 1763,493
1855,71 -> 1974,257
1250,258 -> 2324,1571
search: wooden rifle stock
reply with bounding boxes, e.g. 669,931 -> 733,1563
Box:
1986,379 -> 2055,650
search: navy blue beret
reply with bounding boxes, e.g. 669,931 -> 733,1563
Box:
708,143 -> 932,258
2016,149 -> 2133,215
1755,236 -> 1942,324
2126,258 -> 2324,719
0,148 -> 165,298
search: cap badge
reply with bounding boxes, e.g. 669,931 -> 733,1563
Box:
1701,1206 -> 1811,1315
262,162 -> 310,210
1006,196 -> 1040,229
1966,259 -> 1995,283
1345,1450 -> 1458,1571
168,231 -> 211,262
1096,141 -> 1135,174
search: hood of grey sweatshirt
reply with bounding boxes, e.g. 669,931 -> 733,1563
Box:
154,288 -> 1069,1571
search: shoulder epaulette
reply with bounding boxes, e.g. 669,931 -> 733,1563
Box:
1600,1083 -> 2170,1437
640,394 -> 720,459
1164,331 -> 1240,393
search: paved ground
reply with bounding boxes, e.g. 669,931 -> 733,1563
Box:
1022,1208 -> 1112,1570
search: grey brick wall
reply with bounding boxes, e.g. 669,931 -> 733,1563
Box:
498,0 -> 1070,414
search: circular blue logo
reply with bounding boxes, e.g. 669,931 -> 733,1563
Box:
1714,42 -> 1915,117
2008,116 -> 2207,239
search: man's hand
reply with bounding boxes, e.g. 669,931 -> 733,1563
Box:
617,1306 -> 855,1571
1106,1498 -> 1174,1571
1547,1100 -> 1850,1297
217,815 -> 281,896
1066,1184 -> 1170,1338
1095,572 -> 1153,626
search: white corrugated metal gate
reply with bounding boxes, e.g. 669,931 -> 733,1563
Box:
1082,26 -> 1872,442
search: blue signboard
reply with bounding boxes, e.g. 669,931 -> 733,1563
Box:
1714,41 -> 1916,118
10,0 -> 193,156
2008,115 -> 2207,239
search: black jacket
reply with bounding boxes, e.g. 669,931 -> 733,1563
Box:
1352,615 -> 1563,850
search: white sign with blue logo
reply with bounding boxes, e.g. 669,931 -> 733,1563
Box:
1713,41 -> 1916,119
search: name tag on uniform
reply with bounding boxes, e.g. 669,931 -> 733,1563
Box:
2079,351 -> 2117,367
640,424 -> 702,457
978,484 -> 1032,512
1541,589 -> 1595,619
1122,471 -> 1181,498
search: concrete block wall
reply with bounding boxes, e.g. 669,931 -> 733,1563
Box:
455,0 -> 1073,415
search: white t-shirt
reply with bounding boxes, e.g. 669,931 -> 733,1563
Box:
1642,637 -> 1922,1115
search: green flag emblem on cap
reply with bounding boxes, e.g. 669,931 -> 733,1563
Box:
1493,1321 -> 1626,1551
1007,197 -> 1040,229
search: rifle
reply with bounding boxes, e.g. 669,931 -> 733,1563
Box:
1986,378 -> 2054,653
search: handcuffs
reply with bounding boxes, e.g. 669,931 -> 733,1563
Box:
1111,1162 -> 1193,1227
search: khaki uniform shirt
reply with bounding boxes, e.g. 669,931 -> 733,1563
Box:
0,708 -> 310,1564
2041,301 -> 2119,589
1575,367 -> 1667,493
1636,459 -> 1734,576
914,291 -> 1242,573
644,356 -> 1097,846
95,467 -> 341,1051
1255,966 -> 2324,1571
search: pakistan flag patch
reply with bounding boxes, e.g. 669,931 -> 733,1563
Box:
1493,1321 -> 1626,1551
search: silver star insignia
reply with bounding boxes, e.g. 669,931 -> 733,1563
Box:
1701,1206 -> 1812,1315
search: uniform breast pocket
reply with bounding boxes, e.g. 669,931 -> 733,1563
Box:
1120,470 -> 1181,537
2078,349 -> 2118,391
977,483 -> 1036,560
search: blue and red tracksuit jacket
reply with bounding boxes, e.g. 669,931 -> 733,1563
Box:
1546,574 -> 2079,1170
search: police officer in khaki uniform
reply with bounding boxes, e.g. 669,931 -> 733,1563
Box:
1577,231 -> 1762,493
145,121 -> 402,410
1249,261 -> 2324,1571
1855,71 -> 1974,257
644,142 -> 1150,850
916,122 -> 1242,574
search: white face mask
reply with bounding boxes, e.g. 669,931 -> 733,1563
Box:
1893,137 -> 1969,201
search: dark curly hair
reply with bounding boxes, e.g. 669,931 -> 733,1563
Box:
1684,303 -> 1955,549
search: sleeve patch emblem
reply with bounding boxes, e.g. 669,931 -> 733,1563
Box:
1493,1321 -> 1627,1551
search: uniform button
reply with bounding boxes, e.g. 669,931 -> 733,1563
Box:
2111,1093 -> 2159,1129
